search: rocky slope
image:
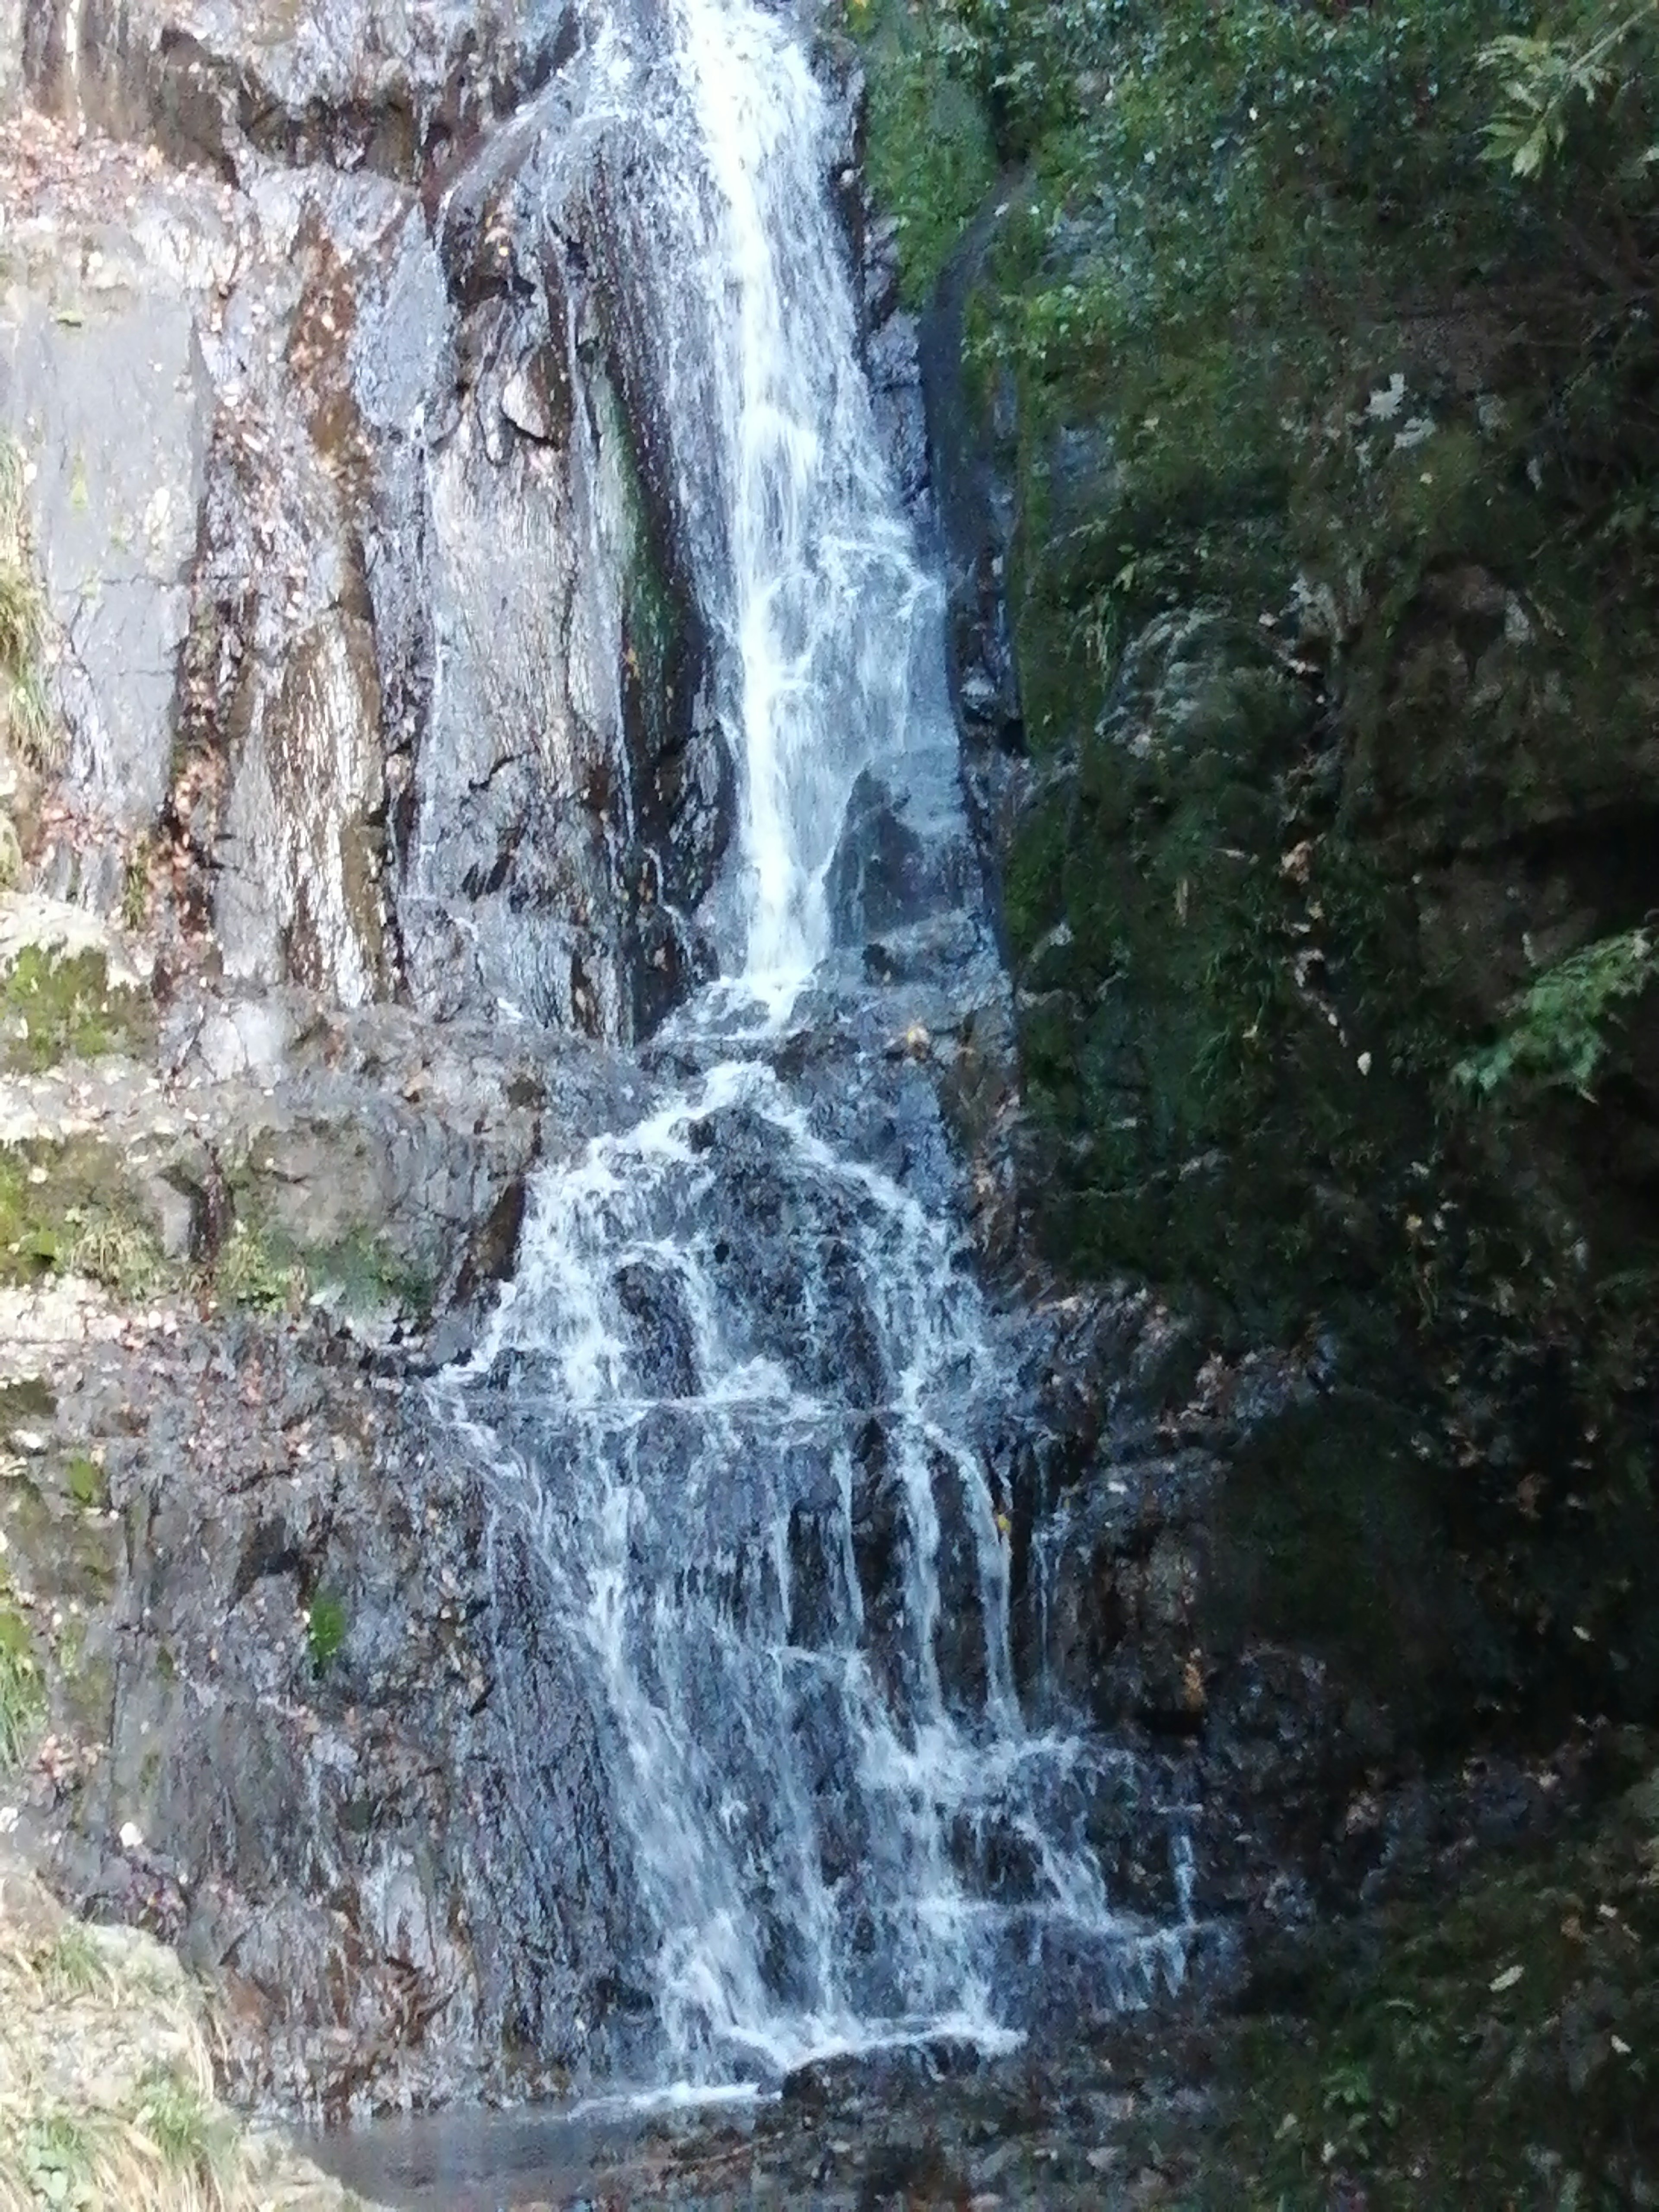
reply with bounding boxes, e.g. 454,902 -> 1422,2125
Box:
0,1850 -> 384,2209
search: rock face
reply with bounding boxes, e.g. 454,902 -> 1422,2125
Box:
22,0 -> 575,177
3,0 -> 732,1039
0,891 -> 653,2107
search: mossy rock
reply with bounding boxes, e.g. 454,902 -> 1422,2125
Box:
1206,1390 -> 1507,1727
848,0 -> 996,311
0,946 -> 153,1073
0,1138 -> 169,1299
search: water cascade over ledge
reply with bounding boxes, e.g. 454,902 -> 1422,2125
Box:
437,0 -> 1198,2092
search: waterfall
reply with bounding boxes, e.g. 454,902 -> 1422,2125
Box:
441,0 -> 1194,2090
663,0 -> 952,990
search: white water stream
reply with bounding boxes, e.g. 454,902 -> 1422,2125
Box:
446,0 -> 1193,2089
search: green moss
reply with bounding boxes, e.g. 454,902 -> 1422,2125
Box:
0,1379 -> 54,1440
62,1456 -> 105,1512
0,1139 -> 166,1299
305,1591 -> 348,1676
303,1228 -> 434,1321
850,0 -> 996,308
0,437 -> 56,770
0,1614 -> 44,1770
0,947 -> 153,1074
208,1211 -> 432,1322
210,1220 -> 306,1314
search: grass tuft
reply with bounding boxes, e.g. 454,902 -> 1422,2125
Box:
0,440 -> 57,773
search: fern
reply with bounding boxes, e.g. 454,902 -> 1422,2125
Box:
1455,926 -> 1659,1099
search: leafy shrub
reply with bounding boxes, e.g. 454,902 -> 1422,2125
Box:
1455,927 -> 1659,1098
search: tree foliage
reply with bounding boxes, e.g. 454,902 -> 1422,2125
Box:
1483,0 -> 1659,173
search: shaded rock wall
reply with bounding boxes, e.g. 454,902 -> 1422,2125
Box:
852,0 -> 1659,1756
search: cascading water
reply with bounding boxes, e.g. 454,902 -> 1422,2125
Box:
442,0 -> 1195,2090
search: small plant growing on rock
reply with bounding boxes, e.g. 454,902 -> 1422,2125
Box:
128,2066 -> 231,2186
212,1221 -> 306,1314
118,838 -> 152,933
305,1592 -> 348,1676
0,438 -> 54,770
65,1214 -> 163,1303
44,1926 -> 111,2002
19,2110 -> 96,2209
1455,926 -> 1659,1100
0,1613 -> 44,1771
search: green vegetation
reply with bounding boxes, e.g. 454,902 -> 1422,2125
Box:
0,947 -> 153,1074
61,1456 -> 105,1513
118,838 -> 152,934
0,1614 -> 44,1771
1457,927 -> 1659,1099
304,1591 -> 348,1676
850,0 -> 1659,1737
1170,1750 -> 1659,2208
301,1227 -> 435,1322
19,2110 -> 97,2210
0,438 -> 53,771
0,1129 -> 433,1337
128,2067 -> 233,2185
851,0 -> 995,307
0,1141 -> 165,1300
1484,0 -> 1659,173
209,1220 -> 306,1315
0,1862 -> 356,2209
44,1927 -> 111,2003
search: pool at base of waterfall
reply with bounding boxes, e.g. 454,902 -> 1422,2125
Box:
311,2010 -> 1220,2208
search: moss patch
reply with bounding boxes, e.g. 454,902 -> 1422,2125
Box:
0,1139 -> 165,1299
0,947 -> 153,1074
850,0 -> 997,308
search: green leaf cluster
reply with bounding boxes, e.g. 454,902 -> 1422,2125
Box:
305,1590 -> 348,1675
1482,0 -> 1659,175
1455,927 -> 1659,1099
